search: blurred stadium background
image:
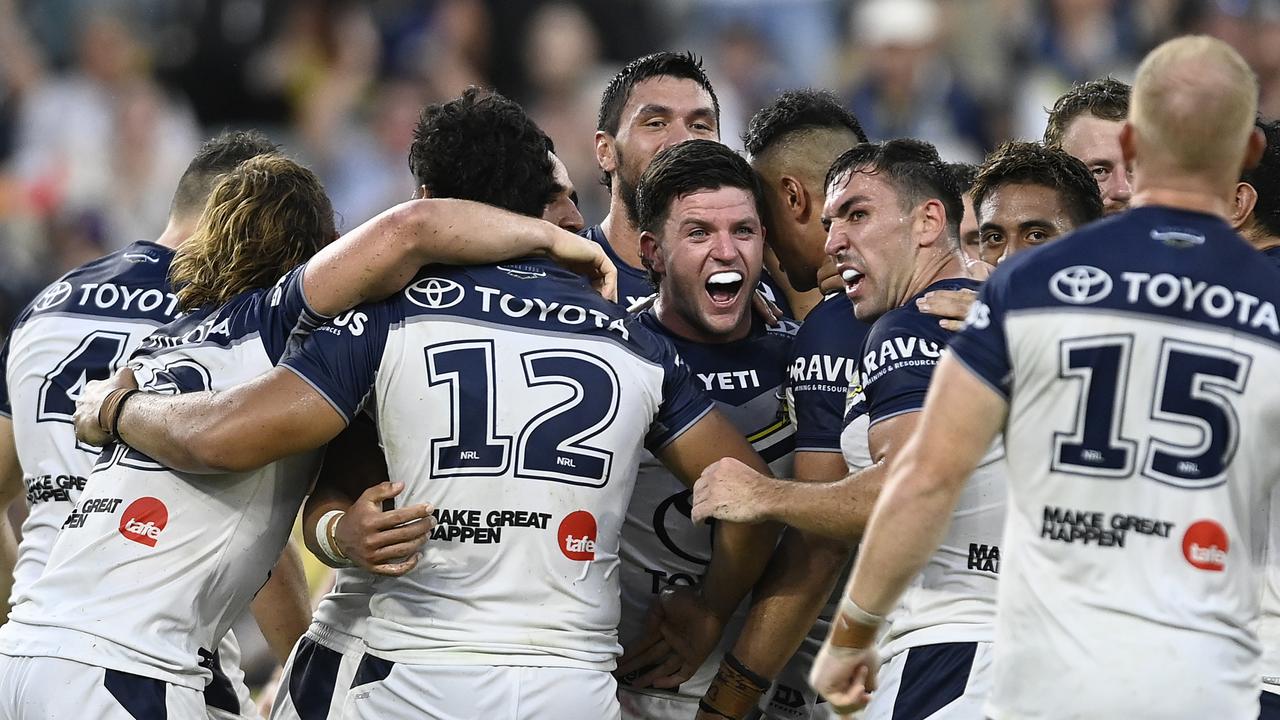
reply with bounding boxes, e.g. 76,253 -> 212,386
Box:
1,0 -> 1277,694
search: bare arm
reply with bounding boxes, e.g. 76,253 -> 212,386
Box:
75,367 -> 347,474
656,410 -> 780,622
301,199 -> 616,316
0,417 -> 22,624
692,412 -> 921,543
250,541 -> 311,664
724,451 -> 852,682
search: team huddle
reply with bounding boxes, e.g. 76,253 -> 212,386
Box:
0,30 -> 1276,720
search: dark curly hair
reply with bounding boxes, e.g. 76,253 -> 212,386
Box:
946,162 -> 979,194
171,130 -> 279,217
825,139 -> 962,244
970,141 -> 1103,227
743,89 -> 867,158
1043,77 -> 1131,149
409,87 -> 556,218
1242,118 -> 1280,239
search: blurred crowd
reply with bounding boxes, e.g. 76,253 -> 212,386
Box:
1,0 -> 1277,332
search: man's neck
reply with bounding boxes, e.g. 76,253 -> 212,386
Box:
652,295 -> 752,345
153,216 -> 195,250
898,249 -> 967,307
1242,225 -> 1280,253
1130,171 -> 1234,220
599,206 -> 644,269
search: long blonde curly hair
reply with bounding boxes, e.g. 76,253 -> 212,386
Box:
170,154 -> 337,311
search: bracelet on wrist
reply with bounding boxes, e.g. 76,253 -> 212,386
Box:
315,510 -> 353,567
700,653 -> 770,719
97,388 -> 140,443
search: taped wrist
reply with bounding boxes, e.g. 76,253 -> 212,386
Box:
699,653 -> 770,719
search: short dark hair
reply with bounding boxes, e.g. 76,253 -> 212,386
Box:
825,139 -> 963,243
409,87 -> 556,218
1242,117 -> 1280,239
171,130 -> 279,217
743,89 -> 867,158
946,162 -> 979,194
1043,77 -> 1131,148
636,139 -> 764,235
598,51 -> 720,137
970,141 -> 1103,227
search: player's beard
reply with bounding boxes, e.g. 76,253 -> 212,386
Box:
615,146 -> 643,228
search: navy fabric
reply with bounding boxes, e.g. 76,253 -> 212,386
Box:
787,293 -> 869,452
104,667 -> 169,720
1259,690 -> 1280,719
351,653 -> 395,688
892,642 -> 977,720
287,636 -> 346,720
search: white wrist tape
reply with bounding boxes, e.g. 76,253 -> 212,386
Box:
315,510 -> 353,567
839,595 -> 886,627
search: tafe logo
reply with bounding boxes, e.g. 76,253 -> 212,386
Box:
558,510 -> 597,561
118,497 -> 168,547
1182,519 -> 1228,572
405,278 -> 465,309
33,282 -> 73,311
1049,265 -> 1112,305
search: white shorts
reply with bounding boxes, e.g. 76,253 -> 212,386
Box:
207,629 -> 261,720
756,671 -> 838,720
0,654 -> 205,720
343,657 -> 621,720
618,688 -> 698,720
864,642 -> 993,720
268,624 -> 365,720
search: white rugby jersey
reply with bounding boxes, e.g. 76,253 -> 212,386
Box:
0,266 -> 326,690
1259,484 -> 1280,696
280,259 -> 715,670
0,241 -> 180,607
951,207 -> 1280,719
847,279 -> 1006,661
310,567 -> 374,654
616,312 -> 796,701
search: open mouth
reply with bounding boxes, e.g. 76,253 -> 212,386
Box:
841,267 -> 865,293
705,270 -> 745,306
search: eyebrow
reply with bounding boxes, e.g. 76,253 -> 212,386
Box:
979,219 -> 1056,233
824,194 -> 872,222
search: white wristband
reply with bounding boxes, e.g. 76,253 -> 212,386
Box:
315,510 -> 353,567
839,595 -> 886,628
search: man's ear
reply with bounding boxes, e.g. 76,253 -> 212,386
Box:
1230,181 -> 1259,231
1119,121 -> 1137,168
780,175 -> 809,223
640,230 -> 665,276
595,131 -> 618,175
915,199 -> 947,247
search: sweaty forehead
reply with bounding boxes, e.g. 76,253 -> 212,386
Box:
978,182 -> 1072,227
667,186 -> 759,224
1060,115 -> 1124,159
622,77 -> 716,119
824,170 -> 894,214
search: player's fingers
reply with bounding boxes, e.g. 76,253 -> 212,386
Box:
358,481 -> 405,505
369,553 -> 420,577
368,513 -> 434,539
635,653 -> 685,689
616,637 -> 671,677
863,660 -> 879,693
597,258 -> 618,303
365,539 -> 427,563
938,318 -> 965,332
367,503 -> 433,530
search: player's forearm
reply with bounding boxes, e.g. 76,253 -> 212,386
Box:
845,451 -> 963,618
301,484 -> 354,567
701,519 -> 782,620
763,463 -> 886,543
251,541 -> 312,663
728,528 -> 850,678
303,199 -> 559,316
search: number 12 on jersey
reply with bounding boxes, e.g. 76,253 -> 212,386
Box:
425,340 -> 620,487
1052,335 -> 1250,488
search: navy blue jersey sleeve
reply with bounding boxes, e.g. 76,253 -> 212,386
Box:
257,263 -> 331,363
788,296 -> 866,452
858,311 -> 947,425
278,299 -> 394,424
0,335 -> 10,417
644,348 -> 716,452
948,273 -> 1012,400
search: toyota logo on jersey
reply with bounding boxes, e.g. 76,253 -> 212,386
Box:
1182,519 -> 1228,572
33,281 -> 73,312
119,497 -> 168,547
405,277 -> 465,309
1049,265 -> 1113,305
558,510 -> 597,561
